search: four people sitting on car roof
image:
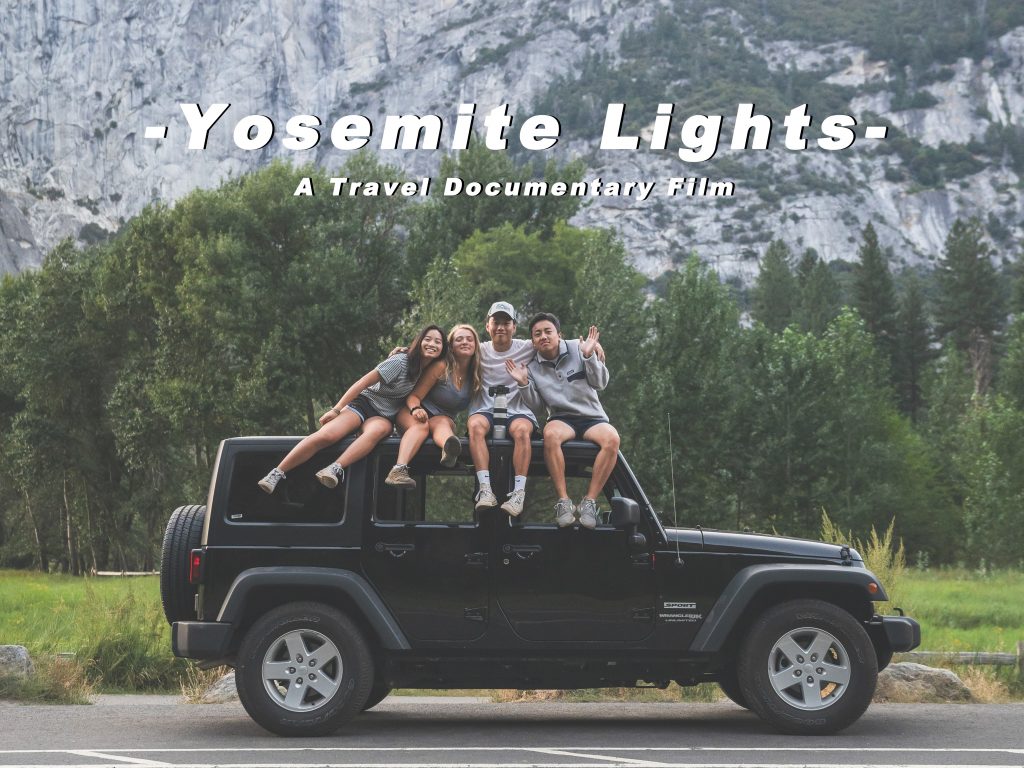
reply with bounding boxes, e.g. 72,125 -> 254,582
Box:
258,301 -> 618,527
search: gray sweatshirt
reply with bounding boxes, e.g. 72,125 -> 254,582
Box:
518,339 -> 609,420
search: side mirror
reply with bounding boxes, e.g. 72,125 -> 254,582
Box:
609,496 -> 641,527
610,497 -> 647,552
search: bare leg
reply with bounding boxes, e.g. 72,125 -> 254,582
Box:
582,423 -> 620,499
509,419 -> 533,478
278,410 -> 363,473
396,415 -> 430,465
334,416 -> 394,467
468,413 -> 491,472
542,420 -> 576,500
429,416 -> 456,446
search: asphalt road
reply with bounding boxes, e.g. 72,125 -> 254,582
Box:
1,696 -> 1023,768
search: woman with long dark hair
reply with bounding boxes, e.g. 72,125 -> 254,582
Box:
258,325 -> 447,492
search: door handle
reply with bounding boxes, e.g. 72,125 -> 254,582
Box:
375,542 -> 415,558
502,544 -> 542,560
464,551 -> 487,567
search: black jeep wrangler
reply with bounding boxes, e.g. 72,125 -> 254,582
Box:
161,435 -> 919,736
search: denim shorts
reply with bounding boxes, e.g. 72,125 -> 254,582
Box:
346,395 -> 393,424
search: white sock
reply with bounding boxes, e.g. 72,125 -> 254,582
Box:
513,475 -> 527,493
476,470 -> 490,487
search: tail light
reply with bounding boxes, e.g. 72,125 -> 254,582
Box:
189,548 -> 204,585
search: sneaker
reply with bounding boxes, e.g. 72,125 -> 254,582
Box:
315,463 -> 345,489
578,498 -> 600,529
257,467 -> 286,494
474,485 -> 497,510
385,464 -> 416,489
554,498 -> 576,527
440,436 -> 461,468
501,489 -> 525,517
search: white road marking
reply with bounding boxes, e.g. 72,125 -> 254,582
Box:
3,764 -> 1024,768
529,748 -> 668,766
68,752 -> 171,767
2,753 -> 1024,757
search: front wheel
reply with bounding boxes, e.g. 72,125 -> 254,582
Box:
236,603 -> 373,736
737,599 -> 877,735
717,667 -> 749,709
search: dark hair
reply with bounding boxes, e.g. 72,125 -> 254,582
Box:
528,312 -> 561,334
406,325 -> 448,379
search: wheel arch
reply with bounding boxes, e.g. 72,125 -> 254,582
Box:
217,567 -> 410,656
689,564 -> 883,656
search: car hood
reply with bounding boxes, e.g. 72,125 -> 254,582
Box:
665,527 -> 861,562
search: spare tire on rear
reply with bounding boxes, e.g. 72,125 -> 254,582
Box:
160,504 -> 206,624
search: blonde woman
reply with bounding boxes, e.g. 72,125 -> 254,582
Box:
385,324 -> 482,488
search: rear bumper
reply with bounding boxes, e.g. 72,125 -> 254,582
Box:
879,614 -> 921,652
172,621 -> 233,659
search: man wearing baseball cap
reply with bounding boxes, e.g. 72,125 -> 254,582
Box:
467,301 -> 539,516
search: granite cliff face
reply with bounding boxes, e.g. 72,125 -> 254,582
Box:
1,0 -> 1021,278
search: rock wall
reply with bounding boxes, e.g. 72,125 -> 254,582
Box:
1,1 -> 1020,279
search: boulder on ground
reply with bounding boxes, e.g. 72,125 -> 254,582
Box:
0,646 -> 34,680
201,670 -> 238,703
874,662 -> 972,703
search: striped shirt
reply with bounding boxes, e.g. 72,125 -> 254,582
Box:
360,353 -> 416,417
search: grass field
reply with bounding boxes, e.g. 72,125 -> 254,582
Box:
1,568 -> 1021,700
0,570 -> 182,698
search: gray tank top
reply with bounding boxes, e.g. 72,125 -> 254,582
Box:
423,372 -> 472,419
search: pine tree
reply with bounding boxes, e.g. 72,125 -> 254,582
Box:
795,248 -> 840,336
752,239 -> 796,333
893,275 -> 933,422
853,223 -> 898,366
935,217 -> 1004,396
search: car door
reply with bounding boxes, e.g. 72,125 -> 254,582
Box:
491,444 -> 658,642
362,441 -> 490,643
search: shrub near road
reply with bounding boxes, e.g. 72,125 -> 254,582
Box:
1,569 -> 1022,698
0,570 -> 184,695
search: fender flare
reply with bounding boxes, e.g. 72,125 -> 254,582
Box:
688,563 -> 887,653
216,566 -> 411,650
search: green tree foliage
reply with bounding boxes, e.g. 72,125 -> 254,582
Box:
738,311 -> 952,556
893,275 -> 934,422
404,141 -> 585,278
0,160 -> 1019,571
935,218 -> 1004,395
953,397 -> 1024,567
626,258 -> 746,528
751,240 -> 796,332
853,223 -> 898,366
795,248 -> 839,335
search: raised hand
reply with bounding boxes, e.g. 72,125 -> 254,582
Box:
505,359 -> 530,387
579,325 -> 600,358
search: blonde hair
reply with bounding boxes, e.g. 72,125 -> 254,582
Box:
446,324 -> 483,395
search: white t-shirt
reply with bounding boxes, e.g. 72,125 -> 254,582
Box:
470,338 -> 536,417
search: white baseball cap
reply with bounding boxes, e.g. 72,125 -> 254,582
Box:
486,301 -> 516,321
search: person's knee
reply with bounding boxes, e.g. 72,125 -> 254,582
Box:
468,416 -> 488,438
365,420 -> 393,439
510,421 -> 533,442
603,429 -> 621,451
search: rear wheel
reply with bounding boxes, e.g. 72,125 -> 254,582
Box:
738,599 -> 877,735
236,602 -> 373,736
362,682 -> 392,711
159,504 -> 206,624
